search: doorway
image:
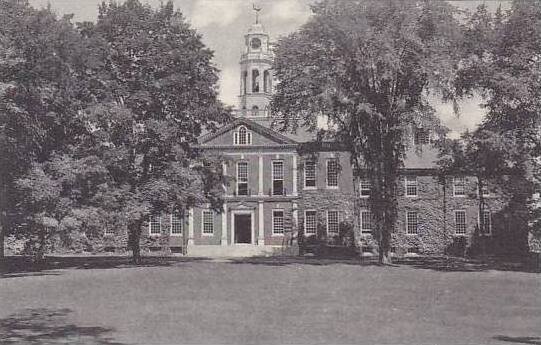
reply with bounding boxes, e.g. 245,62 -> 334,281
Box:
234,214 -> 252,244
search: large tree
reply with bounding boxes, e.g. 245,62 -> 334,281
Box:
69,0 -> 228,263
452,1 -> 541,253
271,0 -> 461,263
0,0 -> 94,260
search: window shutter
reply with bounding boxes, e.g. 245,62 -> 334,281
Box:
234,132 -> 238,145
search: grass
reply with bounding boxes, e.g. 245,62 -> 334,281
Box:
0,256 -> 540,345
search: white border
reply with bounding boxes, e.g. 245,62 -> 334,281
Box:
454,210 -> 467,236
272,209 -> 285,236
453,177 -> 466,197
201,210 -> 214,236
405,211 -> 418,235
405,175 -> 418,197
236,161 -> 249,196
326,210 -> 339,235
303,160 -> 317,190
326,159 -> 339,189
231,210 -> 255,244
149,215 -> 161,236
271,160 -> 284,195
170,213 -> 183,236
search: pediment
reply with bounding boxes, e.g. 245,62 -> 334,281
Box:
198,118 -> 297,147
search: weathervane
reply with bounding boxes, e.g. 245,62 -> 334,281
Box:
253,4 -> 262,24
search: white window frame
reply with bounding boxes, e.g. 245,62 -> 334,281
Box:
326,159 -> 339,189
405,176 -> 418,197
202,210 -> 214,236
359,179 -> 371,198
149,215 -> 162,236
304,161 -> 317,189
272,160 -> 284,196
360,210 -> 372,235
170,213 -> 183,236
453,177 -> 466,197
236,161 -> 249,196
454,210 -> 467,236
234,126 -> 252,146
406,211 -> 418,235
478,210 -> 492,236
304,210 -> 317,236
326,210 -> 340,235
272,209 -> 285,236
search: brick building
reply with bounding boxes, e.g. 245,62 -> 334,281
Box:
126,18 -> 525,258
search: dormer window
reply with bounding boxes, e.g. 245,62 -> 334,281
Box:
234,126 -> 252,145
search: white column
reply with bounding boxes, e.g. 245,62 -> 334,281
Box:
258,201 -> 265,246
188,208 -> 194,245
221,203 -> 228,246
222,162 -> 228,195
258,155 -> 264,196
292,202 -> 298,229
292,154 -> 298,196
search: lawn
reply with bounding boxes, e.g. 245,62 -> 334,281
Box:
0,256 -> 540,345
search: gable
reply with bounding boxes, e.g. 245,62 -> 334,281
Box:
199,118 -> 297,147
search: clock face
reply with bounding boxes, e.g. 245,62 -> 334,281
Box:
250,38 -> 261,49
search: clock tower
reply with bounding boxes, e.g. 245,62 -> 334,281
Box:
238,6 -> 273,118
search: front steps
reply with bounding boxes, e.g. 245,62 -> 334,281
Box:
186,244 -> 299,258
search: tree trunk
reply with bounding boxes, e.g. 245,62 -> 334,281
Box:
129,220 -> 143,265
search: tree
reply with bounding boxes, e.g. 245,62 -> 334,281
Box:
0,0 -> 94,260
452,1 -> 541,254
69,0 -> 229,263
271,0 -> 461,264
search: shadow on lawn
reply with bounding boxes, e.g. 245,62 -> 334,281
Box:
0,308 -> 125,345
0,256 -> 207,279
227,255 -> 538,273
494,335 -> 541,344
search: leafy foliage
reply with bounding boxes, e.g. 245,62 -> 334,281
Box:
271,0 -> 462,263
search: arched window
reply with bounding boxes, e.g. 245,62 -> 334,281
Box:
252,105 -> 259,117
252,69 -> 260,93
242,71 -> 248,95
263,70 -> 270,93
234,126 -> 251,145
239,126 -> 247,144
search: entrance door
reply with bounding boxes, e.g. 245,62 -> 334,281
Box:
234,214 -> 252,244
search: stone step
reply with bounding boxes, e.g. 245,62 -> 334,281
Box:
186,245 -> 298,258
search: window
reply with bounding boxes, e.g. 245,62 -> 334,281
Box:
414,128 -> 430,145
455,210 -> 466,235
272,210 -> 284,235
237,162 -> 249,196
327,210 -> 339,234
304,210 -> 317,235
479,183 -> 490,196
405,176 -> 418,197
453,177 -> 466,197
234,126 -> 252,145
406,211 -> 418,235
251,105 -> 259,117
263,70 -> 270,93
480,210 -> 492,235
360,210 -> 373,234
304,161 -> 316,188
171,213 -> 182,236
326,159 -> 339,188
104,226 -> 114,236
149,215 -> 161,235
202,210 -> 214,235
359,179 -> 371,197
272,161 -> 284,195
252,69 -> 260,93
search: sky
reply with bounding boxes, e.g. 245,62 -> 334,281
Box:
28,0 -> 511,138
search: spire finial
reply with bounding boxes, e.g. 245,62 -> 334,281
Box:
253,3 -> 262,24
